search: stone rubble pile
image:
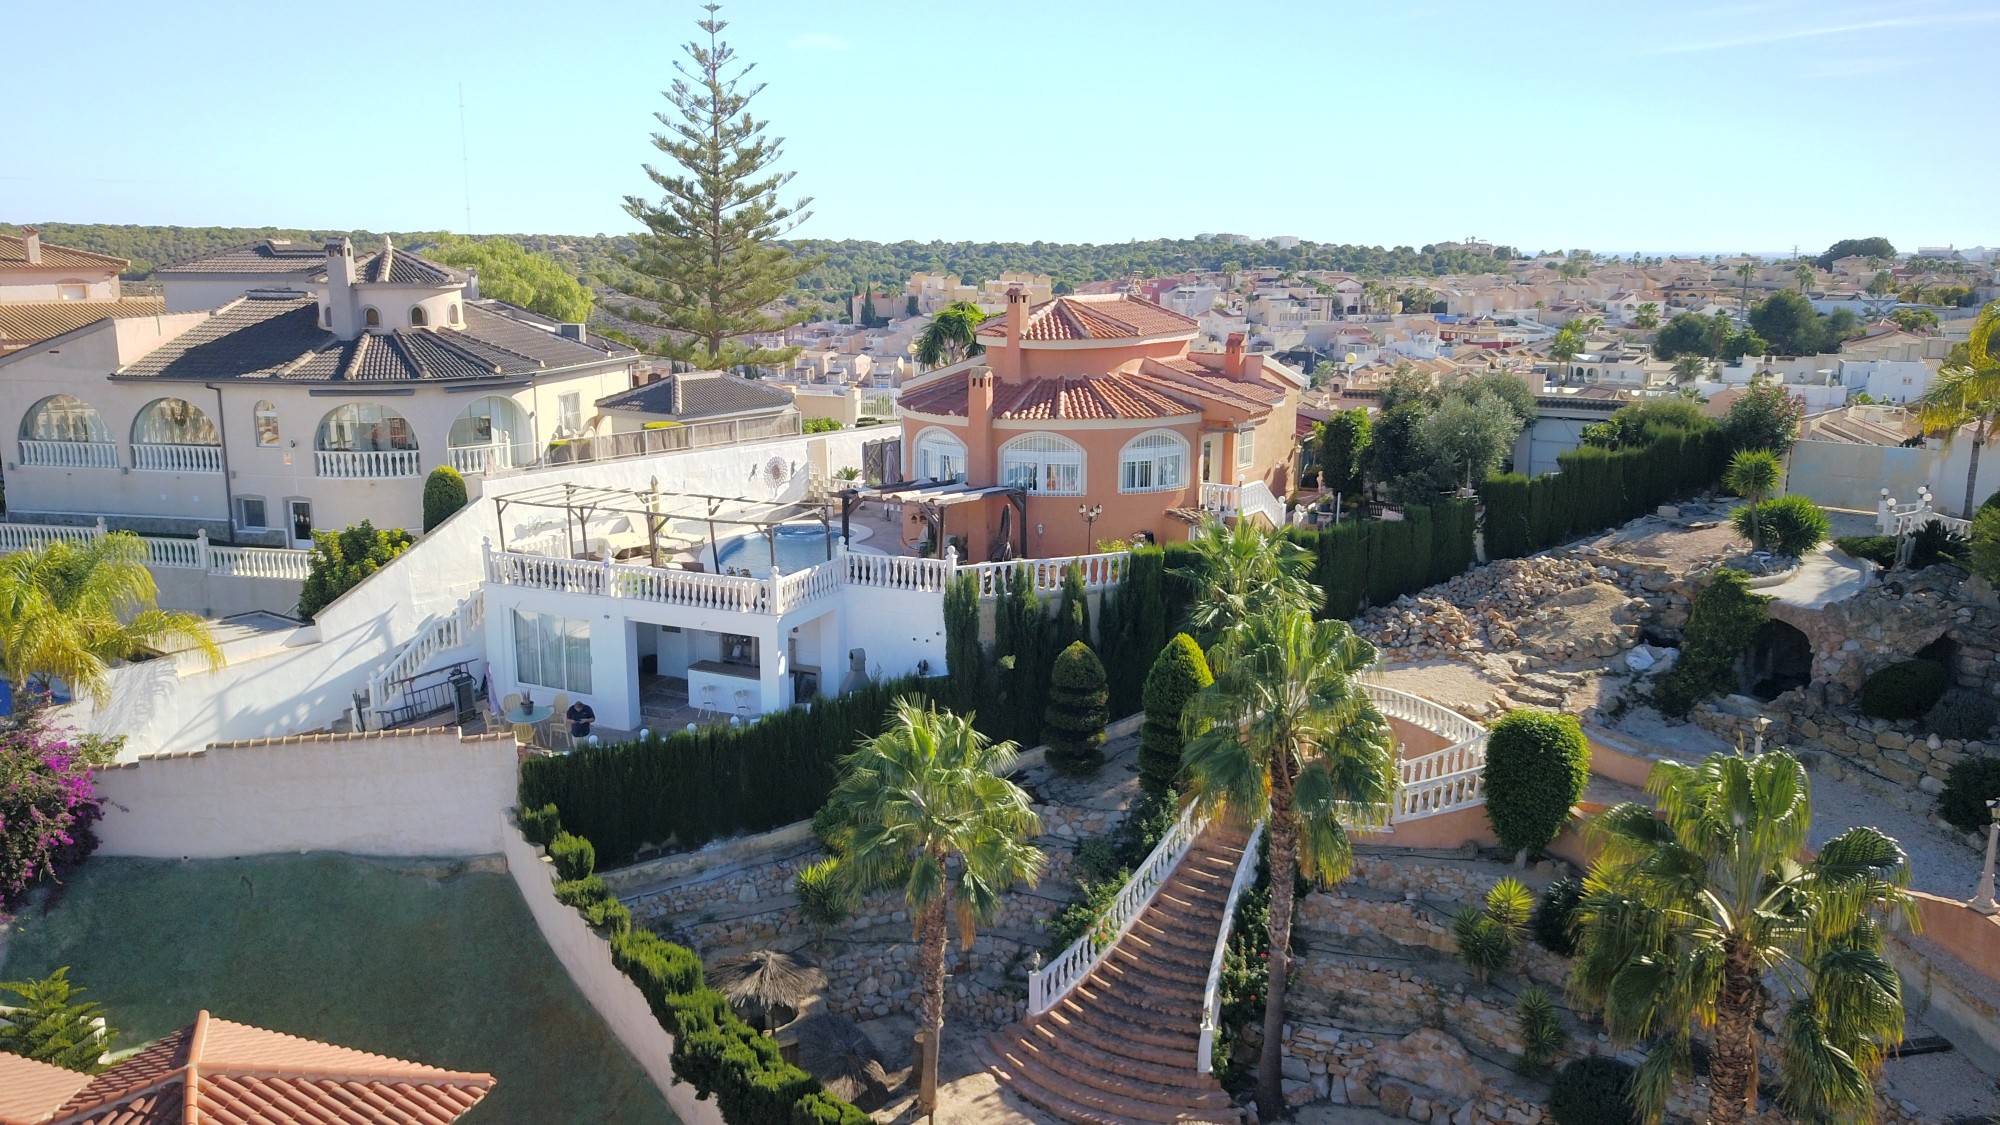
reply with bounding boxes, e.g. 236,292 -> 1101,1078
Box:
1356,556 -> 1602,661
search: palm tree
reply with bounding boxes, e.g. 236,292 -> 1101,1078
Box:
1735,261 -> 1757,312
1916,302 -> 2000,516
1179,518 -> 1320,653
827,697 -> 1043,1116
1181,609 -> 1397,1118
1794,262 -> 1817,294
0,532 -> 221,703
1671,354 -> 1709,386
913,300 -> 987,369
1548,325 -> 1585,384
1633,302 -> 1661,330
1724,449 -> 1782,552
1572,750 -> 1913,1125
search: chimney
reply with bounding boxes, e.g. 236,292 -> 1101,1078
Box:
465,269 -> 480,301
325,238 -> 358,339
965,369 -> 996,484
1225,332 -> 1247,379
20,227 -> 41,265
1000,285 -> 1030,381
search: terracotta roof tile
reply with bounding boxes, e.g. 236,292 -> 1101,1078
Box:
0,298 -> 166,351
975,294 -> 1196,342
0,234 -> 126,272
992,375 -> 1192,420
0,1052 -> 92,1125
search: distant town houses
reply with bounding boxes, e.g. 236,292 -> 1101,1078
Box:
0,228 -> 166,355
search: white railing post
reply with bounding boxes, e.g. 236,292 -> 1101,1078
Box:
1198,820 -> 1264,1074
195,528 -> 210,571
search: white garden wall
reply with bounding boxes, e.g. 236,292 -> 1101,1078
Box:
92,727 -> 516,858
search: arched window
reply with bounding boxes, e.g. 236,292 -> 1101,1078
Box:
410,305 -> 428,327
913,427 -> 966,483
447,304 -> 461,326
131,398 -> 220,446
999,431 -> 1084,495
448,396 -> 530,473
1118,429 -> 1189,493
254,401 -> 280,446
19,395 -> 115,468
315,402 -> 418,452
363,307 -> 380,327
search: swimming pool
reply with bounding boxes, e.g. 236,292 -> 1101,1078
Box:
709,523 -> 853,576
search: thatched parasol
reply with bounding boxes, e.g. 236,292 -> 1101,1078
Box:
787,1012 -> 893,1109
707,949 -> 826,1032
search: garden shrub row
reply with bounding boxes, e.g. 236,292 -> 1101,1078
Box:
1283,498 -> 1477,620
1482,426 -> 1730,560
524,805 -> 871,1125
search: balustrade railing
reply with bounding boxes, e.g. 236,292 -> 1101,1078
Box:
541,412 -> 803,469
369,595 -> 484,709
773,559 -> 842,611
1364,683 -> 1486,746
1197,820 -> 1264,1074
843,553 -> 954,592
207,545 -> 313,581
142,537 -> 202,568
449,442 -> 533,476
1199,482 -> 1242,514
20,440 -> 117,469
1029,802 -> 1207,1015
131,443 -> 223,473
0,520 -> 310,581
316,449 -> 422,479
959,551 -> 1129,597
0,523 -> 95,553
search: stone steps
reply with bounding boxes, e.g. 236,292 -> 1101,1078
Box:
984,823 -> 1245,1125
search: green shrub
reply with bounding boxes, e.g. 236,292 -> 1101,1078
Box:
1860,659 -> 1950,721
1047,877 -> 1123,952
1731,494 -> 1829,557
943,572 -> 984,714
610,929 -> 705,996
1073,837 -> 1125,885
297,520 -> 414,619
1834,535 -> 1897,567
519,803 -> 561,847
1516,986 -> 1567,1071
1939,756 -> 2000,833
1929,689 -> 1998,741
422,465 -> 469,533
1971,507 -> 2000,585
809,801 -> 851,857
1451,906 -> 1515,984
1655,571 -> 1769,716
1043,641 -> 1108,776
1549,1056 -> 1639,1125
801,417 -> 842,433
581,894 -> 633,935
793,857 -> 853,944
1531,876 -> 1584,956
1139,633 -> 1211,797
1483,711 -> 1590,856
1910,519 -> 1970,569
548,831 -> 596,881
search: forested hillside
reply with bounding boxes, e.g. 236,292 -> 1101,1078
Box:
5,223 -> 1519,311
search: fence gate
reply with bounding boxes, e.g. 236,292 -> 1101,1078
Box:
862,437 -> 903,486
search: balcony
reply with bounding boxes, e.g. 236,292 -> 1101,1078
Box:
20,440 -> 117,469
449,442 -> 534,476
316,449 -> 422,479
132,442 -> 222,473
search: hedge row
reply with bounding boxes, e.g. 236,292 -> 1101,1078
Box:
1285,498 -> 1477,620
1482,427 -> 1730,559
525,803 -> 871,1125
520,675 -> 944,866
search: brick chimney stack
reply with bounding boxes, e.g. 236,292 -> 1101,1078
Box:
1225,332 -> 1247,380
966,368 -> 996,484
325,238 -> 358,339
20,228 -> 41,265
1000,285 -> 1030,382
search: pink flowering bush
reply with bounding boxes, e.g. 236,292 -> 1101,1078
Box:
0,722 -> 103,910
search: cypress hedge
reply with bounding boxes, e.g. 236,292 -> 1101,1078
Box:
1282,498 -> 1475,620
1482,426 -> 1730,560
943,572 -> 984,713
1139,633 -> 1211,797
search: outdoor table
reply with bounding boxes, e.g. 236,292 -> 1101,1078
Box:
505,704 -> 555,749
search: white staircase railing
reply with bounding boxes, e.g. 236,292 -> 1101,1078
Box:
368,594 -> 484,709
1236,481 -> 1286,529
1028,802 -> 1207,1015
1197,820 -> 1264,1074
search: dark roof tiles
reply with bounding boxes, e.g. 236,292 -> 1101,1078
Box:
154,240 -> 328,275
0,234 -> 126,271
598,371 -> 794,420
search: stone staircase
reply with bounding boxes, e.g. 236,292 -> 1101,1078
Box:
980,826 -> 1249,1125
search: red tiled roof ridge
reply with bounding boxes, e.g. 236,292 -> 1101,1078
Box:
192,1015 -> 495,1085
0,233 -> 129,269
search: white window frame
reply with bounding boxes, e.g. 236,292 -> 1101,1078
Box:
1118,428 -> 1190,494
513,608 -> 592,695
1236,428 -> 1255,468
913,426 -> 967,483
558,392 -> 582,435
998,432 -> 1085,496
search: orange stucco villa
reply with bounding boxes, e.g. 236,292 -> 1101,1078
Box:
892,288 -> 1304,559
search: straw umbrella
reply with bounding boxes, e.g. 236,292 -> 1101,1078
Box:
706,949 -> 826,1032
788,1012 -> 893,1109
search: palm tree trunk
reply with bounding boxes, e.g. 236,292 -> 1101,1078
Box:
1255,776 -> 1299,1118
1961,432 -> 1985,519
1708,944 -> 1760,1125
915,891 -> 950,1116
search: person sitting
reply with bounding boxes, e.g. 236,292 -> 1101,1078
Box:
566,699 -> 596,741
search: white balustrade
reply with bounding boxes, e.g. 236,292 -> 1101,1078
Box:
449,443 -> 532,475
1198,820 -> 1265,1074
774,559 -> 842,612
20,440 -> 117,470
0,523 -> 95,553
142,537 -> 202,568
844,553 -> 954,592
131,443 -> 222,473
369,594 -> 483,708
1029,802 -> 1207,1015
0,521 -> 310,581
207,546 -> 313,581
316,449 -> 422,479
1199,482 -> 1242,514
959,551 -> 1129,598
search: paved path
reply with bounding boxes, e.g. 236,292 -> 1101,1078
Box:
1766,544 -> 1871,610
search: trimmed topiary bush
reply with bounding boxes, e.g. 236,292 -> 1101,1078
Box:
1730,493 -> 1829,558
1940,756 -> 2000,834
422,465 -> 469,533
1532,875 -> 1584,956
1043,641 -> 1109,776
1483,710 -> 1590,856
1139,633 -> 1211,797
519,803 -> 560,847
1860,659 -> 1950,721
1549,1056 -> 1638,1125
548,830 -> 596,881
1929,689 -> 1998,741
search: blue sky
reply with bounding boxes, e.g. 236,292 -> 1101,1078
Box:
5,0 -> 1995,253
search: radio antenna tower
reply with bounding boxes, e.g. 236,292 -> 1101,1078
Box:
457,82 -> 473,235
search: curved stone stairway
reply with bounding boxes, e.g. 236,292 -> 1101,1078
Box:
979,825 -> 1250,1125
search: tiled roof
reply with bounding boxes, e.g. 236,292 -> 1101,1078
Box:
975,294 -> 1197,342
154,241 -> 326,276
0,234 -> 126,271
899,371 -> 1197,421
356,244 -> 458,286
0,1053 -> 91,1125
33,1011 -> 494,1125
599,370 -> 795,420
0,297 -> 166,350
114,294 -> 630,383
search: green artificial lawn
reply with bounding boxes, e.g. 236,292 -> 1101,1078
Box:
0,854 -> 675,1124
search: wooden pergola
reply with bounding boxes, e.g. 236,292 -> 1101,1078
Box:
493,480 -> 833,572
837,481 -> 1028,561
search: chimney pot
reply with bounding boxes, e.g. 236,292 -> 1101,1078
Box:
20,227 -> 41,265
1225,332 -> 1247,379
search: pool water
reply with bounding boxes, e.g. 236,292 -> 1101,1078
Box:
711,523 -> 837,576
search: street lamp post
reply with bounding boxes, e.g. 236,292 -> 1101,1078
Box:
1078,503 -> 1102,547
1972,798 -> 2000,916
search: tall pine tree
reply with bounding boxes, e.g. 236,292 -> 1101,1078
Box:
608,4 -> 818,371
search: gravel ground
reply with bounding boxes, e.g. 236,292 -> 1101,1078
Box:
1807,768 -> 1983,900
